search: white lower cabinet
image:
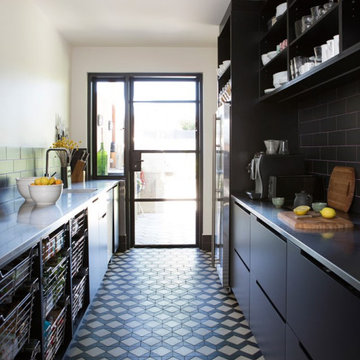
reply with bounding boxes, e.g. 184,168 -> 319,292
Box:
88,194 -> 108,301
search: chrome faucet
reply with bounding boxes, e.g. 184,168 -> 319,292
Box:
45,147 -> 70,177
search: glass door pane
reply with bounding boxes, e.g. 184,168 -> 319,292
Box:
134,153 -> 196,199
133,103 -> 196,150
133,80 -> 196,101
96,81 -> 125,175
135,201 -> 196,245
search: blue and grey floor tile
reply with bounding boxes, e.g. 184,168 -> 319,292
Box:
65,248 -> 263,359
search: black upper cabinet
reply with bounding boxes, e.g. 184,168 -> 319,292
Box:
259,0 -> 360,102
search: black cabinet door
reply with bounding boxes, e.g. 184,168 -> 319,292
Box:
250,275 -> 285,360
286,325 -> 310,360
231,200 -> 250,267
231,251 -> 250,320
287,242 -> 360,360
250,216 -> 286,317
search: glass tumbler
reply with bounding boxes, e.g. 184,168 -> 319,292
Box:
301,15 -> 313,32
314,46 -> 322,65
310,6 -> 321,21
279,140 -> 289,154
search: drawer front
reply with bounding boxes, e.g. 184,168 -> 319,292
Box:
250,215 -> 286,316
231,201 -> 250,267
287,242 -> 360,360
231,251 -> 250,320
286,325 -> 310,360
250,275 -> 285,360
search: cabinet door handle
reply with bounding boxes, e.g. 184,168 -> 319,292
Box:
92,198 -> 99,203
234,201 -> 250,214
256,280 -> 285,323
299,341 -> 314,360
300,249 -> 359,298
101,213 -> 107,219
256,217 -> 287,243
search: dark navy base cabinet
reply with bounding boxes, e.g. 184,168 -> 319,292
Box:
250,275 -> 285,360
250,215 -> 286,317
232,201 -> 250,267
287,242 -> 360,360
230,196 -> 360,360
231,251 -> 250,320
285,325 -> 309,360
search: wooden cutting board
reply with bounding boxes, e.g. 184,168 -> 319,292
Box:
278,211 -> 353,230
327,166 -> 355,212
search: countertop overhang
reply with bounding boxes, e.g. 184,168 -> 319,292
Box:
232,194 -> 360,292
0,180 -> 119,267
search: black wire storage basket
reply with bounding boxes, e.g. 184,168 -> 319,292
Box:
0,247 -> 37,305
44,298 -> 69,360
71,211 -> 86,239
71,269 -> 87,321
15,339 -> 41,360
42,227 -> 66,263
43,254 -> 68,316
71,235 -> 86,278
0,280 -> 38,360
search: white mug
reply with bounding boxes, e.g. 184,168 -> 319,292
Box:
327,39 -> 335,59
333,34 -> 339,55
321,44 -> 329,62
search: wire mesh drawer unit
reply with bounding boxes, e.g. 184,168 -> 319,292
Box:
43,254 -> 68,316
0,281 -> 38,360
44,300 -> 68,360
70,211 -> 86,239
71,269 -> 87,321
42,227 -> 67,263
71,235 -> 86,278
0,247 -> 37,305
16,339 -> 41,360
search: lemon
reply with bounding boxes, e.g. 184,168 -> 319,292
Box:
34,178 -> 42,185
320,207 -> 336,219
49,177 -> 56,185
321,232 -> 335,239
293,205 -> 310,215
40,177 -> 49,185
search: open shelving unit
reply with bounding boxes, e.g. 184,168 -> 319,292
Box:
259,0 -> 360,102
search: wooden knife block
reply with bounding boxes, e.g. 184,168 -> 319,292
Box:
71,160 -> 86,183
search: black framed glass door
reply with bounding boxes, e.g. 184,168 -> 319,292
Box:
89,73 -> 202,248
130,76 -> 201,246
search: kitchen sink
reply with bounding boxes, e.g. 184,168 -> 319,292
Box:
64,188 -> 98,194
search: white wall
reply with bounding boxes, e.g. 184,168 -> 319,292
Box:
71,47 -> 217,234
0,0 -> 70,147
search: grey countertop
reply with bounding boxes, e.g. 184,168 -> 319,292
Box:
0,180 -> 119,266
232,193 -> 360,292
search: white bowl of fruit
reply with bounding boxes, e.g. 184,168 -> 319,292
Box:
28,177 -> 63,206
16,177 -> 37,201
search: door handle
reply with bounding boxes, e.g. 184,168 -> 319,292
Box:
133,160 -> 144,171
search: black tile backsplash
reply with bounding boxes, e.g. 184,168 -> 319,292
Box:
328,130 -> 346,146
328,99 -> 346,116
298,77 -> 360,213
337,113 -> 357,130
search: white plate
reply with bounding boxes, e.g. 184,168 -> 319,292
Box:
264,88 -> 275,94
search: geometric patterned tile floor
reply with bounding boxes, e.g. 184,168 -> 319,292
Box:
64,248 -> 264,360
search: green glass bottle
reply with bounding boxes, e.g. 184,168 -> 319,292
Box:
97,128 -> 108,175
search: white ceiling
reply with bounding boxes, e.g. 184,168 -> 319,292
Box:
32,0 -> 231,47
